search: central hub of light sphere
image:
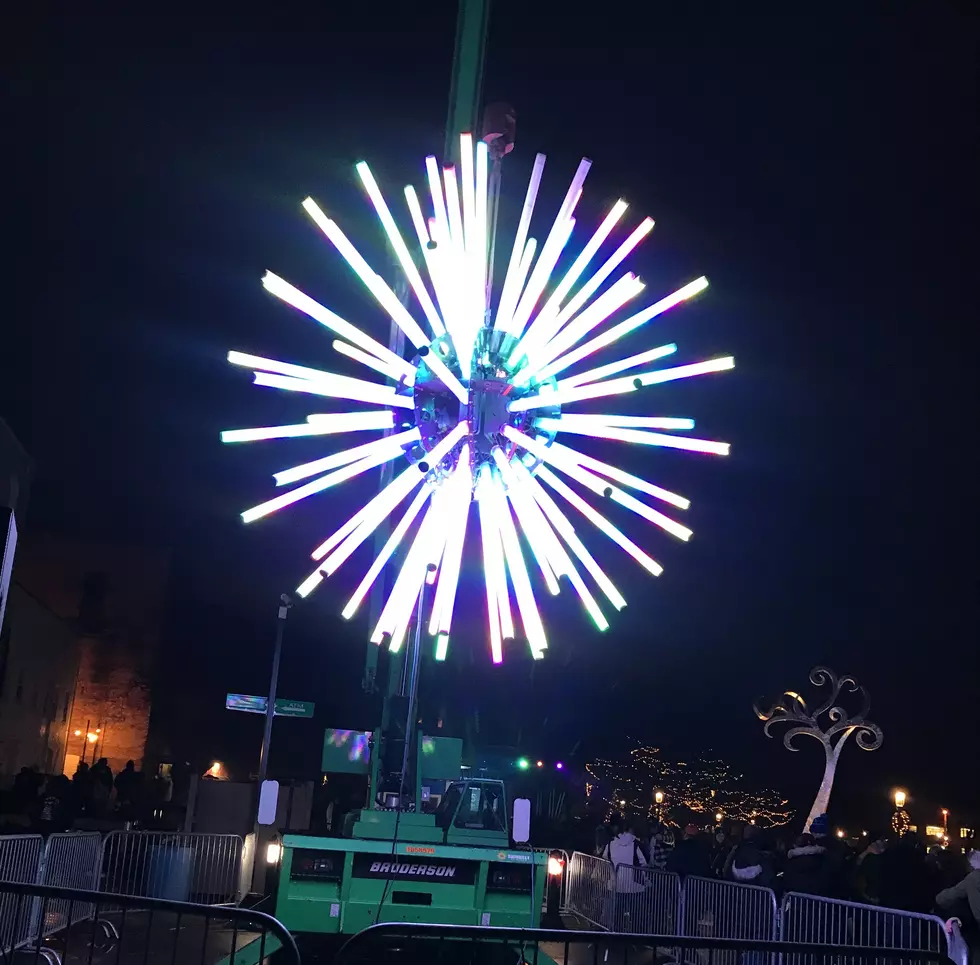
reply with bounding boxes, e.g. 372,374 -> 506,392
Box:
410,329 -> 560,483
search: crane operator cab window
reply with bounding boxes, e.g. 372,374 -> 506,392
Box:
436,780 -> 508,835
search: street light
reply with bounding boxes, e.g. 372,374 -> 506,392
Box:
654,791 -> 664,805
941,808 -> 949,832
893,789 -> 907,810
715,812 -> 723,824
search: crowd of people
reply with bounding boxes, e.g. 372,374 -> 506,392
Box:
8,760 -> 173,832
595,811 -> 980,954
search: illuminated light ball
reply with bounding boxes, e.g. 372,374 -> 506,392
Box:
223,135 -> 733,663
547,856 -> 564,876
516,758 -> 530,771
555,762 -> 564,770
536,760 -> 544,768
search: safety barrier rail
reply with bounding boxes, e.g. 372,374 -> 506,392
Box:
682,874 -> 778,964
781,890 -> 954,965
564,850 -> 613,928
333,921 -> 957,965
0,880 -> 299,965
563,852 -> 966,965
0,834 -> 45,957
33,831 -> 103,941
612,864 -> 682,936
100,831 -> 244,905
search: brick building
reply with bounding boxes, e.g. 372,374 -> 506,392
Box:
14,538 -> 169,775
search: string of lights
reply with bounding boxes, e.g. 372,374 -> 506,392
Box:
586,745 -> 793,828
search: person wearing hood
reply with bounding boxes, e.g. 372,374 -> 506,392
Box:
725,824 -> 776,890
935,850 -> 980,965
784,832 -> 832,896
668,824 -> 712,880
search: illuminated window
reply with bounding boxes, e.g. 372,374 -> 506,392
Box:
962,828 -> 974,839
925,825 -> 944,839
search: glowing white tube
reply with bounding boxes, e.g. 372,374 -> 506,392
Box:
406,186 -> 456,332
316,421 -> 469,571
419,349 -> 469,406
475,140 -> 489,268
434,632 -> 450,662
311,464 -> 421,562
543,216 -> 654,337
504,426 -> 692,541
525,473 -> 627,610
274,427 -> 421,486
228,350 -> 339,384
425,156 -> 452,257
428,447 -> 472,636
536,419 -> 730,455
242,445 -> 404,524
512,354 -> 732,411
557,344 -> 678,389
477,484 -> 505,665
510,199 -> 629,362
221,409 -> 393,444
637,356 -> 735,385
507,460 -> 608,631
507,215 -> 576,339
459,134 -> 476,255
253,371 -> 413,409
490,472 -> 548,658
536,277 -> 709,383
341,486 -> 431,619
261,272 -> 415,381
523,273 -> 646,377
535,465 -> 664,577
536,414 -> 694,432
494,153 -> 546,333
356,162 -> 445,338
332,340 -> 413,385
442,167 -> 464,255
527,434 -> 689,509
372,496 -> 447,646
507,376 -> 636,413
492,449 -> 560,595
302,197 -> 431,350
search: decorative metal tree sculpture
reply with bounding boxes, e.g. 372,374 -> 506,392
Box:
754,666 -> 883,831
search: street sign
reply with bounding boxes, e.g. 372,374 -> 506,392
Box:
226,694 -> 315,718
226,694 -> 266,714
273,699 -> 315,718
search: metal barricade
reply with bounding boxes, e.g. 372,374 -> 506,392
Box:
334,921 -> 955,965
0,834 -> 44,957
34,832 -> 103,940
781,890 -> 954,965
682,875 -> 778,965
0,880 -> 300,965
565,851 -> 614,929
611,863 -> 682,936
100,831 -> 244,905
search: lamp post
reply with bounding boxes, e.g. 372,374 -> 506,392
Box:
941,808 -> 949,834
654,790 -> 664,821
892,789 -> 910,835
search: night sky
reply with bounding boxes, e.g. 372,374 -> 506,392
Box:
4,5 -> 977,827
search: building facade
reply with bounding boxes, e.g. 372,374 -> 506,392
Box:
0,582 -> 78,777
14,539 -> 168,775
